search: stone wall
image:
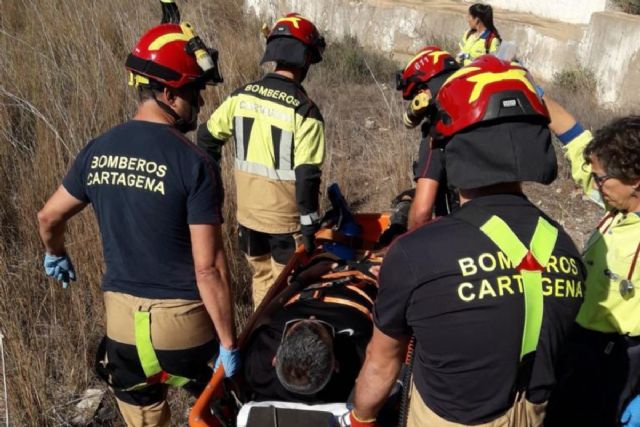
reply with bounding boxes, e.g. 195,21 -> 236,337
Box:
244,0 -> 640,108
485,0 -> 607,24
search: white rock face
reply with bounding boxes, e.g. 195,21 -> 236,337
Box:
246,0 -> 640,109
487,0 -> 607,25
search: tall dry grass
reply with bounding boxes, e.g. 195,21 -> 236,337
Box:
0,0 -> 635,425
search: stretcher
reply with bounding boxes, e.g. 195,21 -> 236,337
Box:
189,213 -> 392,427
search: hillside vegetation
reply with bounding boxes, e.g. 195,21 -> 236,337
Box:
0,0 -> 633,425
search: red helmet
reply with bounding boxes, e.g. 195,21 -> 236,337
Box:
126,23 -> 222,89
396,46 -> 459,100
263,13 -> 325,65
435,55 -> 549,138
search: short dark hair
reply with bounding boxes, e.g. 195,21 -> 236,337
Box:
584,116 -> 640,182
275,321 -> 334,395
136,85 -> 163,102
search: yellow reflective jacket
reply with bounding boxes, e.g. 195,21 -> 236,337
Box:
457,29 -> 500,65
564,130 -> 640,336
203,73 -> 325,234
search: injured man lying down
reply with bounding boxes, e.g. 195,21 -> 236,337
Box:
243,253 -> 380,404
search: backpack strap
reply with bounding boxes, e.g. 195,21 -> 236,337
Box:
484,32 -> 496,53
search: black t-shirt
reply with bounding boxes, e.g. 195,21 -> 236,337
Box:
374,194 -> 585,424
63,120 -> 223,300
243,297 -> 373,403
413,136 -> 444,182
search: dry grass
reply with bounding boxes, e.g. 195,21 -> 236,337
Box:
0,1 -> 637,425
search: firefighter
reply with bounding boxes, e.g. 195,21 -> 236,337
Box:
457,3 -> 501,65
38,21 -> 238,426
349,56 -> 585,427
395,46 -> 460,228
197,13 -> 326,310
541,97 -> 640,427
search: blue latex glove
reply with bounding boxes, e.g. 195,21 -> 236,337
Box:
215,344 -> 240,377
43,253 -> 76,289
622,395 -> 640,427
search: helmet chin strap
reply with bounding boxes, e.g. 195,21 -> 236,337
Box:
153,95 -> 197,133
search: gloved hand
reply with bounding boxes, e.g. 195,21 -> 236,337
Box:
300,223 -> 319,255
43,253 -> 76,289
622,395 -> 640,427
348,410 -> 380,427
215,344 -> 240,377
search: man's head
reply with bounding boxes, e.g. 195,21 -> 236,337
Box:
126,23 -> 223,132
261,13 -> 325,82
584,116 -> 640,212
396,46 -> 459,101
274,319 -> 335,395
433,55 -> 556,191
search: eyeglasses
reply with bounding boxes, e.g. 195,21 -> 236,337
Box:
281,318 -> 335,344
591,171 -> 612,188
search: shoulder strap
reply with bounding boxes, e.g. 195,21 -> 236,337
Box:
455,205 -> 558,360
485,32 -> 496,53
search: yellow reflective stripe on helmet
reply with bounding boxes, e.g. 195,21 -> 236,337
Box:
129,72 -> 150,87
479,215 -> 557,360
277,16 -> 303,28
466,68 -> 536,103
443,66 -> 481,87
148,33 -> 190,51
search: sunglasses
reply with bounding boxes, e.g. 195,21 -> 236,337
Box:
591,171 -> 612,188
281,318 -> 335,344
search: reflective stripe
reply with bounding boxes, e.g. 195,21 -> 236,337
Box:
279,130 -> 293,170
234,116 -> 245,160
479,216 -> 557,360
300,212 -> 320,226
130,311 -> 191,390
235,158 -> 296,181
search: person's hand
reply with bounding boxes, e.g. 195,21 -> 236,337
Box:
215,344 -> 240,377
43,253 -> 76,289
300,223 -> 319,255
622,395 -> 640,426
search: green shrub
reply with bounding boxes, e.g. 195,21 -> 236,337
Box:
611,0 -> 640,14
312,34 -> 399,86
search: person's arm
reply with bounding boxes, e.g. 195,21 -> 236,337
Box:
38,185 -> 87,255
544,96 -> 600,203
196,96 -> 235,162
190,223 -> 235,349
408,178 -> 439,229
294,107 -> 325,251
352,327 -> 409,420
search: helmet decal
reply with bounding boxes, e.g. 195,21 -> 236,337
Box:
147,32 -> 190,51
466,69 -> 536,103
397,46 -> 459,100
435,56 -> 548,138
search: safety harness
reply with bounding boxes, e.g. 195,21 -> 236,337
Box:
285,261 -> 380,319
96,310 -> 194,392
456,206 -> 558,361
